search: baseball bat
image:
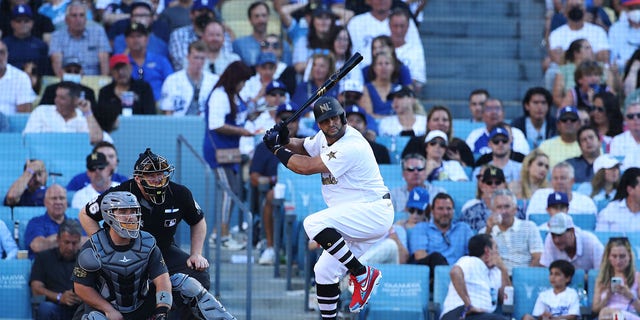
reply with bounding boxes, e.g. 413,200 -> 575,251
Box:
283,52 -> 363,125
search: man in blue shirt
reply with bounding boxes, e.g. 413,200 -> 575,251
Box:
4,159 -> 47,207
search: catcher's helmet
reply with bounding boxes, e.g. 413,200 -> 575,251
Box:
313,96 -> 346,124
101,191 -> 142,239
134,148 -> 174,205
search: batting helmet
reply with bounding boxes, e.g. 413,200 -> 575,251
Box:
313,96 -> 346,124
134,148 -> 174,205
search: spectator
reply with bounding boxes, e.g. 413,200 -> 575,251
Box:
590,92 -> 624,152
124,22 -> 173,101
389,7 -> 425,93
359,35 -> 412,87
471,126 -> 522,183
39,56 -> 97,107
339,79 -> 373,123
29,219 -> 82,319
111,0 -> 170,58
468,89 -> 489,123
168,2 -> 216,70
202,19 -> 240,76
292,3 -> 338,74
0,0 -> 54,43
241,81 -> 289,157
465,97 -> 530,156
609,0 -> 640,70
596,167 -> 640,232
95,54 -> 156,132
291,53 -> 339,109
71,191 -> 176,320
38,0 -> 93,30
23,81 -> 106,144
101,0 -> 136,27
30,219 -> 82,320
577,154 -> 621,206
363,51 -> 403,116
440,233 -> 510,320
396,186 -> 430,235
402,105 -> 475,168
561,60 -> 614,109
327,26 -> 363,87
49,1 -> 111,77
0,39 -> 36,114
378,85 -> 426,137
521,260 -> 580,320
566,125 -> 602,183
538,106 -> 582,168
158,0 -> 192,32
526,161 -> 597,217
4,4 -> 52,76
4,159 -> 47,207
344,105 -> 390,164
540,212 -> 604,271
71,152 -> 120,209
389,153 -> 445,213
423,130 -> 468,182
160,40 -> 218,116
250,102 -> 301,265
460,165 -> 524,232
203,61 -> 254,250
0,219 -> 18,259
538,191 -> 571,231
240,52 -> 279,110
67,141 -> 128,191
480,189 -> 543,275
592,237 -> 640,319
24,184 -> 80,258
410,192 -> 473,268
346,0 -> 421,66
511,87 -> 557,150
610,102 -> 640,170
624,49 -> 640,97
547,0 -> 610,69
262,33 -> 298,96
232,1 -> 292,67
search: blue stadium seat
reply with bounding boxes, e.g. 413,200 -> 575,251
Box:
594,231 -> 625,246
587,269 -> 598,308
376,136 -> 411,164
429,265 -> 452,320
365,264 -> 430,320
0,259 -> 33,319
432,181 -> 476,220
13,207 -> 46,250
7,114 -> 29,133
378,164 -> 404,191
625,232 -> 640,266
529,214 -> 596,231
452,119 -> 484,140
528,213 -> 548,226
510,267 -> 585,320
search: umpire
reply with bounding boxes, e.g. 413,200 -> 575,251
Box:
79,148 -> 233,319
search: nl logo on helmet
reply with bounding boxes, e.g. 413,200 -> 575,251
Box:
318,102 -> 331,113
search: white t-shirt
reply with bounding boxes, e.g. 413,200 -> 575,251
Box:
23,105 -> 89,134
525,188 -> 597,218
160,69 -> 218,116
395,41 -> 426,84
596,199 -> 640,232
540,227 -> 604,270
377,114 -> 427,137
0,64 -> 36,115
303,125 -> 389,207
609,131 -> 640,171
441,255 -> 502,317
532,287 -> 580,317
71,181 -> 120,209
465,126 -> 530,155
549,22 -> 610,53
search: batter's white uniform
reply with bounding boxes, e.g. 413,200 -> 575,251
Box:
302,125 -> 394,284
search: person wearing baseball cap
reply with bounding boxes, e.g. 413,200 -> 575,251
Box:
241,52 -> 278,109
423,130 -> 468,182
538,106 -> 582,168
471,125 -> 522,183
39,55 -> 98,107
110,0 -> 171,59
379,84 -> 426,137
5,3 -> 52,77
536,191 -> 570,231
71,152 -> 120,209
345,105 -> 390,164
540,212 -> 604,271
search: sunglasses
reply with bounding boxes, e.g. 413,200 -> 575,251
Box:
482,179 -> 503,186
408,208 -> 425,215
490,137 -> 509,144
560,118 -> 579,123
404,166 -> 425,172
268,91 -> 286,97
592,106 -> 605,113
261,41 -> 280,49
609,237 -> 630,244
428,140 -> 447,148
626,113 -> 640,120
89,166 -> 107,172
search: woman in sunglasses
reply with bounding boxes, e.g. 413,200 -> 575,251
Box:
590,92 -> 623,152
592,237 -> 640,320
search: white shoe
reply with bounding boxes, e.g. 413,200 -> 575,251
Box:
221,237 -> 246,251
258,247 -> 275,265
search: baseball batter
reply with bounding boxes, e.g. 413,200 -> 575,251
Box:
263,96 -> 394,318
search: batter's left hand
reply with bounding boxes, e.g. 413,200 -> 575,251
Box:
187,254 -> 209,271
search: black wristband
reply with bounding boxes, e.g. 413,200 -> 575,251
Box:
274,147 -> 294,166
155,305 -> 170,314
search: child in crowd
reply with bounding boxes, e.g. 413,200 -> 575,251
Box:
522,260 -> 580,320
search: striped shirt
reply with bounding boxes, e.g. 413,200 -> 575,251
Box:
481,218 -> 543,275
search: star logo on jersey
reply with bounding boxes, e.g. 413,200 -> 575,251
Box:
119,255 -> 131,263
326,151 -> 337,160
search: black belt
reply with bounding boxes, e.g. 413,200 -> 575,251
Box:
382,193 -> 390,200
